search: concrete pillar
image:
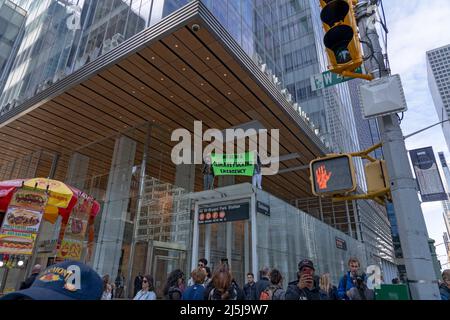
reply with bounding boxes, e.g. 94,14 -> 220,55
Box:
93,135 -> 136,280
66,153 -> 90,190
174,164 -> 195,192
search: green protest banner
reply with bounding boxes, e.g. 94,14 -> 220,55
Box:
211,152 -> 255,176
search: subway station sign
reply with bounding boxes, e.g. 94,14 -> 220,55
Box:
198,202 -> 249,225
211,152 -> 255,176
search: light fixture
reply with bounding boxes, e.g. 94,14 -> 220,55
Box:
160,78 -> 164,81
17,260 -> 24,267
200,83 -> 204,86
206,57 -> 210,60
223,73 -> 227,77
175,44 -> 179,48
151,56 -> 155,60
227,92 -> 231,95
132,90 -> 136,94
0,261 -> 4,267
182,67 -> 186,71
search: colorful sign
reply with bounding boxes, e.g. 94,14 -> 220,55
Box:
0,189 -> 48,255
56,195 -> 92,260
57,239 -> 83,260
198,202 -> 249,225
211,152 -> 255,176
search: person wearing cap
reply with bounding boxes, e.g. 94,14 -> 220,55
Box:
285,259 -> 321,300
19,264 -> 42,290
1,260 -> 103,300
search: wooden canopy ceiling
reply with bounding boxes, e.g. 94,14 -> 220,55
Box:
0,10 -> 327,203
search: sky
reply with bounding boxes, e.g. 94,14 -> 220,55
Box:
383,0 -> 450,270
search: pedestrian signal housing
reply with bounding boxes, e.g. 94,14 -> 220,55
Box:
310,154 -> 357,196
319,0 -> 364,76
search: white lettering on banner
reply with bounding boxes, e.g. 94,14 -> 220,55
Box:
366,264 -> 382,290
171,121 -> 280,175
323,72 -> 333,86
66,5 -> 81,31
66,265 -> 82,290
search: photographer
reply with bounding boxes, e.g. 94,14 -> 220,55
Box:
347,274 -> 374,300
285,259 -> 321,300
338,257 -> 366,300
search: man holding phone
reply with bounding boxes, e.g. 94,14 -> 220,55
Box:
285,259 -> 321,300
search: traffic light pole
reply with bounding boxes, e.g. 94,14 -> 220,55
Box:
355,1 -> 441,300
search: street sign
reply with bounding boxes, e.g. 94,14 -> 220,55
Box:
311,67 -> 362,91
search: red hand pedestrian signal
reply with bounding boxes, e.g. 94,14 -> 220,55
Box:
316,165 -> 332,189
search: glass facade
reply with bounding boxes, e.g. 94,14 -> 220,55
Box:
0,0 -> 26,96
0,0 -> 395,294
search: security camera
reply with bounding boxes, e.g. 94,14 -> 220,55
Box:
191,24 -> 200,32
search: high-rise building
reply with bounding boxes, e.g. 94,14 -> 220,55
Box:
0,0 -> 26,97
427,44 -> 450,153
0,0 -> 396,294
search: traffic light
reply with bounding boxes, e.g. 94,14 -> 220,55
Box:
365,160 -> 389,194
310,154 -> 357,196
319,0 -> 366,78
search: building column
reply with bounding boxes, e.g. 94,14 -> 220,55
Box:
66,152 -> 90,189
93,136 -> 136,279
174,164 -> 195,192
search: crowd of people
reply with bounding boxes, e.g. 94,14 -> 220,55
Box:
1,257 -> 449,300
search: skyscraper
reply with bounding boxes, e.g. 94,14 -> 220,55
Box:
0,0 -> 26,97
427,44 -> 450,153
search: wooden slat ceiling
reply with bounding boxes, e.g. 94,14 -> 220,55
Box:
0,23 -> 326,203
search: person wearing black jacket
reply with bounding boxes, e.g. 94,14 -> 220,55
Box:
19,264 -> 42,290
243,272 -> 258,300
285,259 -> 321,300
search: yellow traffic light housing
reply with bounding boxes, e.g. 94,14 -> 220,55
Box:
319,0 -> 373,80
310,154 -> 357,196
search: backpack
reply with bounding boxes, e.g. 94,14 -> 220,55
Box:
259,285 -> 280,300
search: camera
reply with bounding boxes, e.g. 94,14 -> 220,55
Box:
191,24 -> 200,32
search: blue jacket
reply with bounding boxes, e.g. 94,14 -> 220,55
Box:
182,284 -> 205,300
338,272 -> 367,300
440,283 -> 450,300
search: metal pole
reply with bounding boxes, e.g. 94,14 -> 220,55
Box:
345,200 -> 353,238
250,193 -> 258,277
319,196 -> 324,222
126,123 -> 151,298
355,1 -> 440,299
48,153 -> 60,179
191,201 -> 200,272
353,200 -> 362,241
